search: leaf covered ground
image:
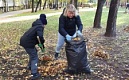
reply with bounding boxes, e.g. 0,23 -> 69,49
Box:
0,25 -> 129,80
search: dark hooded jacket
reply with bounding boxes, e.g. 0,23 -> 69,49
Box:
126,3 -> 129,9
20,19 -> 45,48
59,14 -> 83,37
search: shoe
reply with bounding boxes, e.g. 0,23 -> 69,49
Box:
26,66 -> 31,70
63,68 -> 77,75
54,52 -> 59,60
81,68 -> 93,74
31,73 -> 41,80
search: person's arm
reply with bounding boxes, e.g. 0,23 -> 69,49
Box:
76,15 -> 83,32
37,26 -> 45,44
59,15 -> 68,37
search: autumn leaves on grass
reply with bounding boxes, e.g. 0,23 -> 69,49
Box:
93,49 -> 110,59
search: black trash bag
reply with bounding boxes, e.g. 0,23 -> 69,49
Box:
65,36 -> 89,74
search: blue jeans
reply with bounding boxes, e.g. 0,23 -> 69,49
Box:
55,32 -> 65,53
25,47 -> 38,74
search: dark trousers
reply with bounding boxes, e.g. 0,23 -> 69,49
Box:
25,47 -> 38,74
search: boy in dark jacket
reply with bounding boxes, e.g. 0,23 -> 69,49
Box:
20,14 -> 47,79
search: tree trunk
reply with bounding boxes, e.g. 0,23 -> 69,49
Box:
35,0 -> 41,12
89,0 -> 92,3
52,0 -> 55,9
127,0 -> 129,3
93,0 -> 106,28
55,0 -> 58,10
28,0 -> 31,8
106,0 -> 110,8
70,0 -> 73,4
3,0 -> 7,12
7,1 -> 9,12
4,0 -> 9,12
74,0 -> 78,9
32,0 -> 34,13
43,0 -> 47,10
39,0 -> 42,10
25,0 -> 29,9
13,0 -> 15,11
104,0 -> 120,37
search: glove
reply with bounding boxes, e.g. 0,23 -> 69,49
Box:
38,43 -> 43,47
77,30 -> 83,36
38,43 -> 45,52
72,32 -> 77,38
66,34 -> 72,41
41,48 -> 45,52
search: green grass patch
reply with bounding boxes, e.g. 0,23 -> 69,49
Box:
0,9 -> 129,51
12,9 -> 63,17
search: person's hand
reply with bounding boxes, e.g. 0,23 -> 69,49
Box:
77,30 -> 83,36
38,43 -> 43,47
41,48 -> 45,52
38,44 -> 45,52
66,34 -> 72,41
72,32 -> 77,38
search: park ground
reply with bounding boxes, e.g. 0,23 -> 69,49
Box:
0,7 -> 129,80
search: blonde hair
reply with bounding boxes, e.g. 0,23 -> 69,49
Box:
63,4 -> 78,17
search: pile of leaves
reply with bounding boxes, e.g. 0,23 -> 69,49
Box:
123,25 -> 129,32
1,25 -> 129,80
38,58 -> 67,77
93,49 -> 110,59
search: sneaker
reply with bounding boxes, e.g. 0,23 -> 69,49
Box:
81,68 -> 93,74
54,52 -> 59,60
63,68 -> 77,75
31,73 -> 41,80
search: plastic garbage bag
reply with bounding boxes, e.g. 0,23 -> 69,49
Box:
65,36 -> 89,73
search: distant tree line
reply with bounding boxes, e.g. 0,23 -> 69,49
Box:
0,0 -> 129,13
0,0 -> 90,12
0,0 -> 129,37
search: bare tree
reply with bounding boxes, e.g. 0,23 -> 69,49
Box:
3,0 -> 8,12
39,0 -> 42,9
69,0 -> 78,9
74,0 -> 78,9
13,0 -> 15,11
55,0 -> 58,10
127,0 -> 129,3
32,0 -> 34,12
104,0 -> 120,37
25,0 -> 29,9
28,0 -> 31,8
43,0 -> 47,10
70,0 -> 73,4
35,0 -> 42,12
106,0 -> 110,8
93,0 -> 106,28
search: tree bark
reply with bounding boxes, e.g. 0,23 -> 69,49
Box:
104,0 -> 120,37
28,0 -> 31,8
39,0 -> 42,10
3,0 -> 7,12
32,0 -> 34,13
35,0 -> 41,12
13,0 -> 15,11
55,0 -> 58,10
106,0 -> 110,8
43,0 -> 47,10
74,0 -> 78,9
70,0 -> 72,4
25,0 -> 29,9
93,0 -> 106,28
127,0 -> 129,3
